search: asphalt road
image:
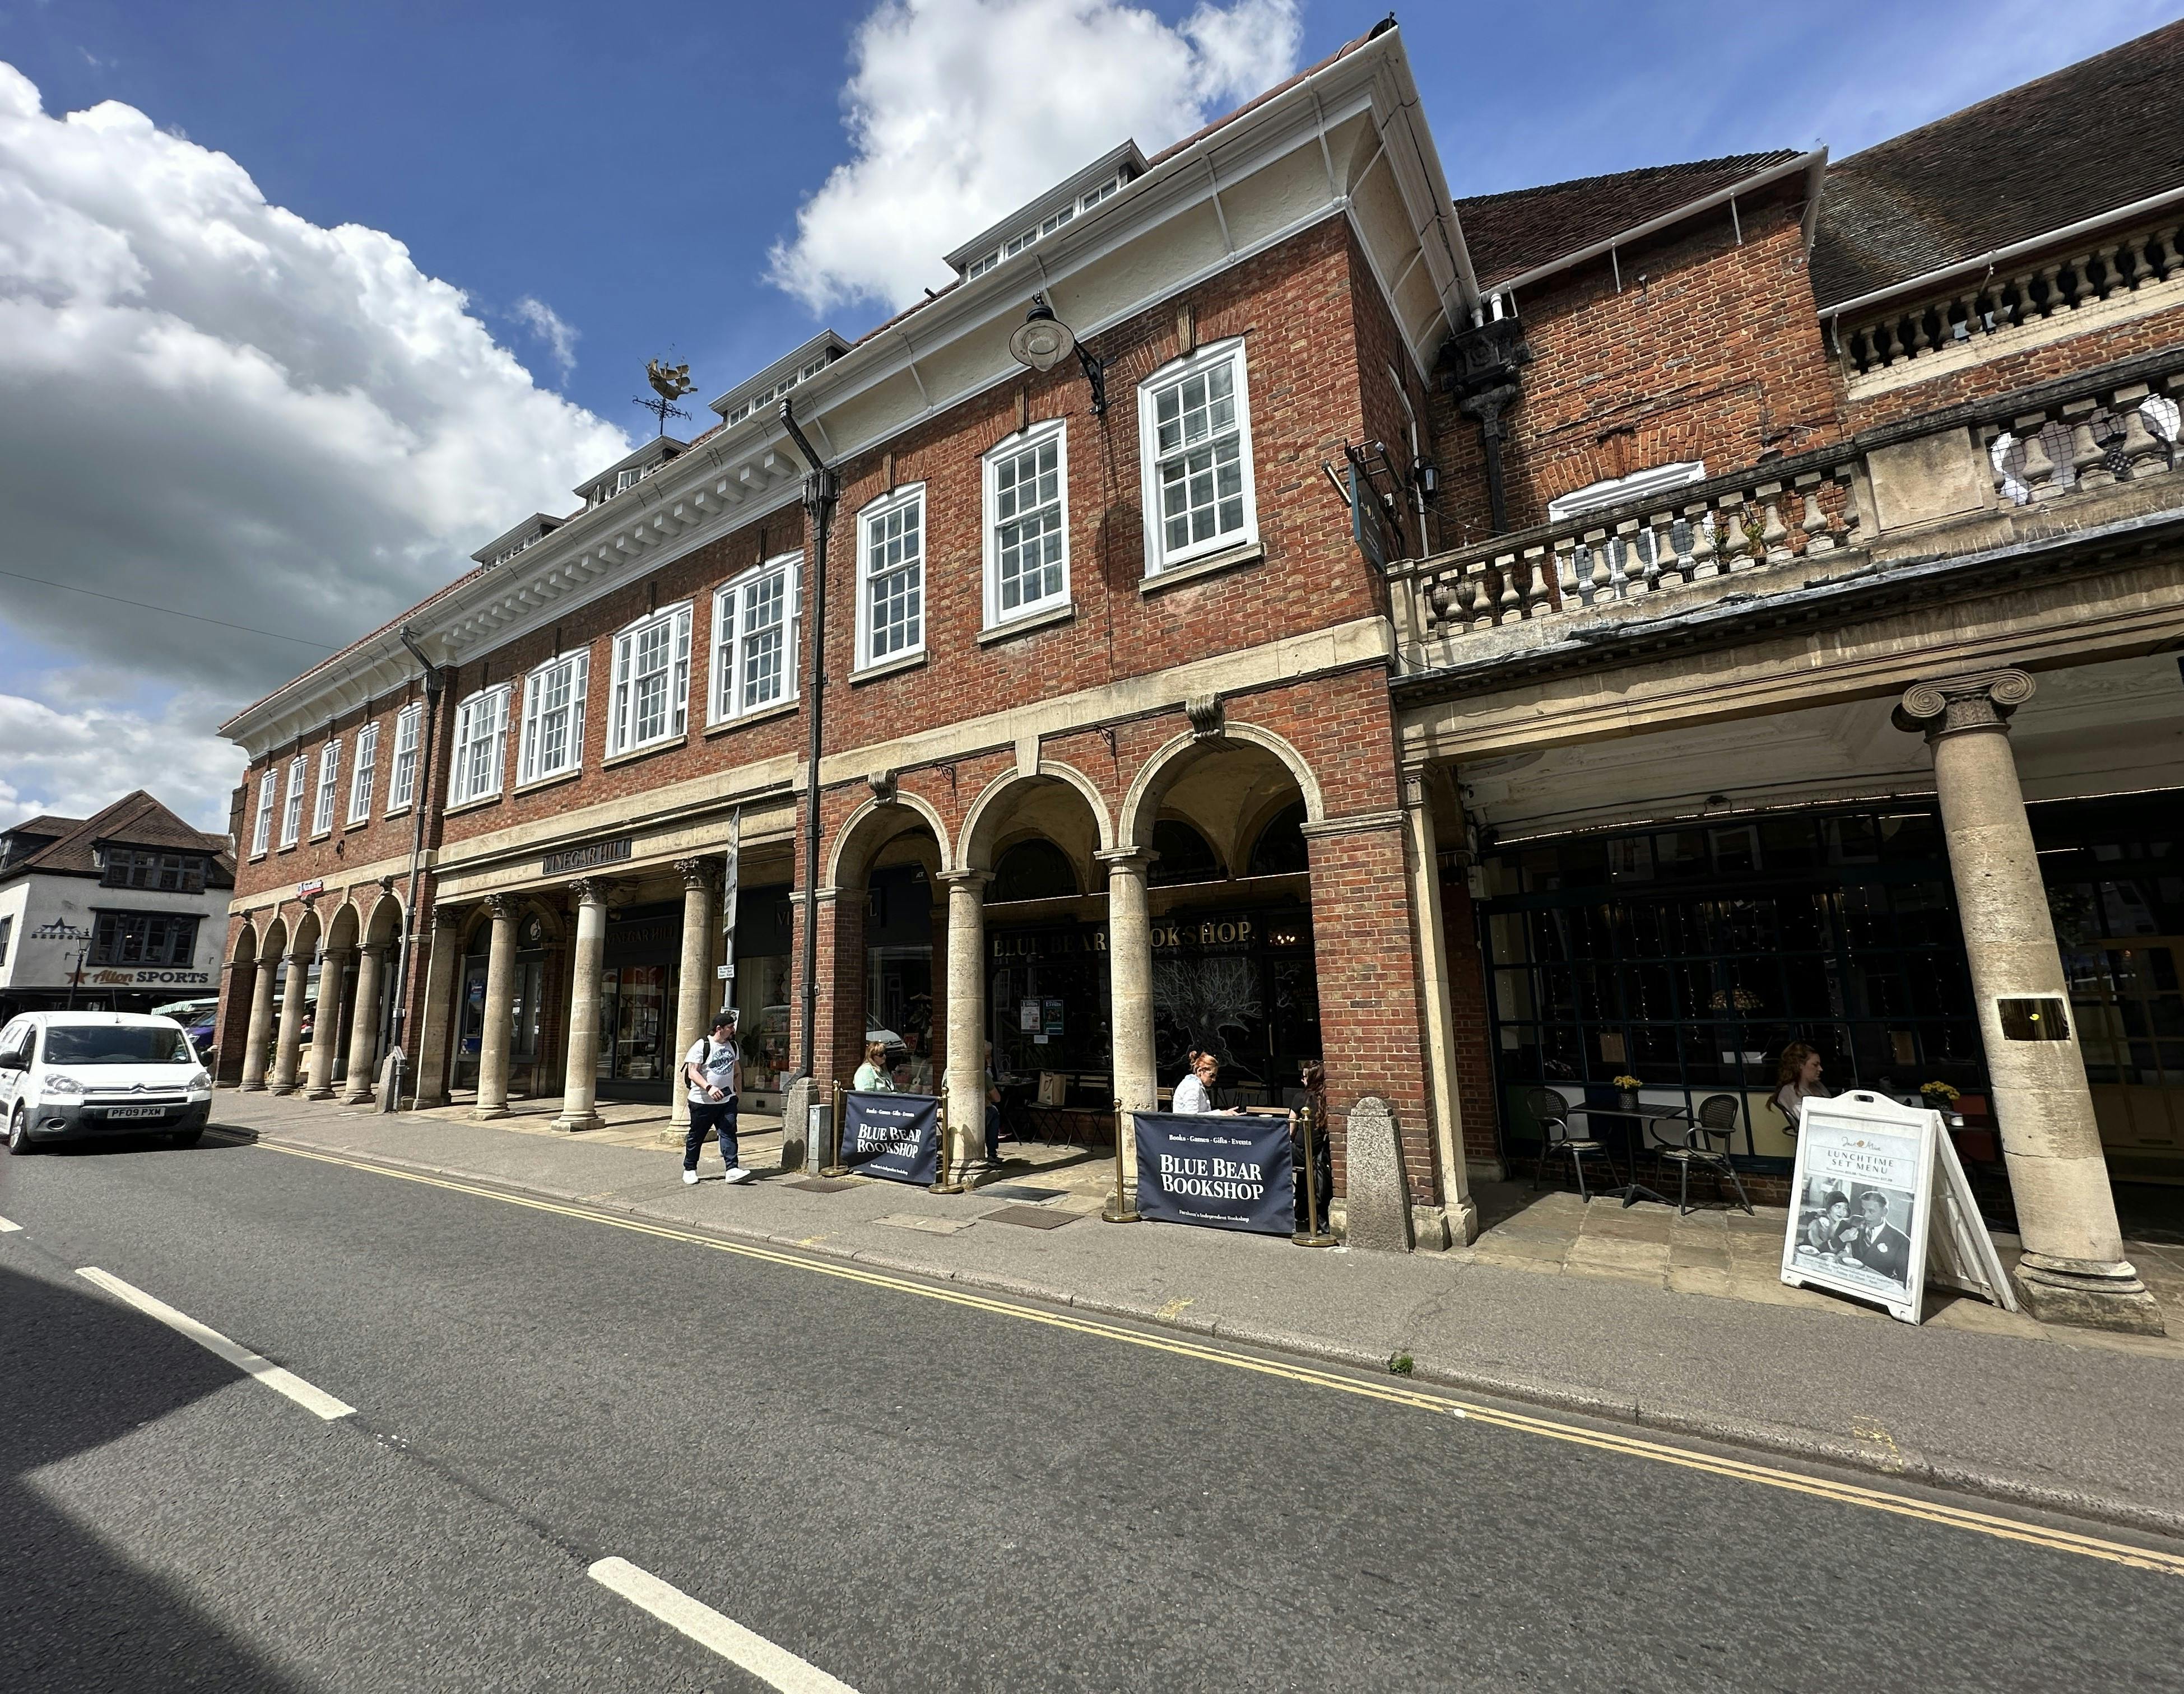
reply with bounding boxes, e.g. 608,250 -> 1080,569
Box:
3,1127 -> 2180,1693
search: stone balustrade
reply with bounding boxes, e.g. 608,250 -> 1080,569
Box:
1839,221 -> 2184,379
1388,457 -> 1862,664
1981,371 -> 2184,505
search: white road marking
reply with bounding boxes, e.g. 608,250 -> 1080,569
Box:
0,1214 -> 21,1232
588,1557 -> 858,1692
75,1267 -> 355,1421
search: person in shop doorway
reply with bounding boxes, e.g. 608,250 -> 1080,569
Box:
1291,1059 -> 1333,1228
853,1040 -> 896,1093
682,1010 -> 749,1186
1174,1050 -> 1244,1115
1771,1042 -> 1831,1134
983,1040 -> 1005,1164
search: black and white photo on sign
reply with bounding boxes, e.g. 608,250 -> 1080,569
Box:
1790,1171 -> 1918,1294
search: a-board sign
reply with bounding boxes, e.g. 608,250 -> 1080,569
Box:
1135,1111 -> 1294,1236
1780,1091 -> 2016,1324
840,1090 -> 940,1186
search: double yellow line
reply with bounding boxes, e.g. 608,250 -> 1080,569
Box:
260,1139 -> 2184,1577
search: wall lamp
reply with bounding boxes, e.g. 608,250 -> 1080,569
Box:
1008,296 -> 1107,416
1412,455 -> 1440,500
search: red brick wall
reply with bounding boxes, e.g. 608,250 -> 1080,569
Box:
1432,186 -> 1844,543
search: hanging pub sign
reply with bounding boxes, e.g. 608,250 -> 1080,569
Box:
1779,1091 -> 2016,1325
1134,1111 -> 1295,1236
840,1090 -> 940,1186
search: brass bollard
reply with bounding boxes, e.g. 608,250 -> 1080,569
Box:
821,1077 -> 850,1177
1292,1103 -> 1335,1248
930,1081 -> 965,1194
1103,1097 -> 1141,1224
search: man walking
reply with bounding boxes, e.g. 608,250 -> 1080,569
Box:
682,1009 -> 750,1186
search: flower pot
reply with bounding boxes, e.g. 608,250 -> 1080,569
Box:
1618,1091 -> 1638,1111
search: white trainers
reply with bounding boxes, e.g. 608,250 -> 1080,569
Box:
681,1169 -> 700,1185
723,1166 -> 753,1185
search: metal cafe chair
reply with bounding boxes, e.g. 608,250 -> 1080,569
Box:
1647,1092 -> 1755,1216
1527,1087 -> 1621,1200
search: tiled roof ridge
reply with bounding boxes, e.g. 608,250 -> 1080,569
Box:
4,790 -> 227,878
1454,150 -> 1802,211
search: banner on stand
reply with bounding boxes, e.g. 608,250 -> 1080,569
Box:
841,1091 -> 940,1185
1134,1111 -> 1294,1235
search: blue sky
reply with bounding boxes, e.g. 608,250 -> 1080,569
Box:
0,0 -> 2174,827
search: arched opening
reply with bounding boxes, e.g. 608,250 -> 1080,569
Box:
1123,731 -> 1322,1105
829,795 -> 950,1090
991,839 -> 1080,901
319,903 -> 363,1086
452,901 -> 561,1101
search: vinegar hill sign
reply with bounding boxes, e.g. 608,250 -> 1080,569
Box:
543,837 -> 633,877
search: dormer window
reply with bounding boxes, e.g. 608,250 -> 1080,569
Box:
961,170 -> 1130,279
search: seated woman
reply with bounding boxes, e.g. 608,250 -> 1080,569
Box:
1771,1042 -> 1831,1134
1172,1050 -> 1243,1115
852,1040 -> 896,1093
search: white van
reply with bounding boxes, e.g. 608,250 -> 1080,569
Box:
0,1012 -> 214,1153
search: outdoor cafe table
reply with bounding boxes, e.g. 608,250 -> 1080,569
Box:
1561,1102 -> 1694,1208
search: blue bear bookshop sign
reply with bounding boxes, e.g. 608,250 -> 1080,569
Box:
841,1091 -> 940,1186
1134,1111 -> 1294,1235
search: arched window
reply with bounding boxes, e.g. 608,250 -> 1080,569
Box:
1147,818 -> 1222,887
991,839 -> 1079,902
1247,801 -> 1308,877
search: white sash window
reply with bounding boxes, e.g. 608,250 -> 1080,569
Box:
279,755 -> 306,848
983,421 -> 1068,627
387,702 -> 423,812
347,722 -> 379,824
251,768 -> 276,856
449,683 -> 511,806
856,486 -> 924,668
1139,338 -> 1258,574
519,651 -> 589,784
608,604 -> 692,756
312,739 -> 341,837
712,555 -> 799,723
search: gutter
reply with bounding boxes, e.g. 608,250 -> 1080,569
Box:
1818,181 -> 2184,320
776,399 -> 837,1100
1485,149 -> 1827,301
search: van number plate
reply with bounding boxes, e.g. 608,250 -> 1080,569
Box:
105,1106 -> 164,1120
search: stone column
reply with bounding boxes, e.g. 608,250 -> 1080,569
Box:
1099,849 -> 1156,1208
340,944 -> 389,1104
1400,766 -> 1480,1246
938,869 -> 991,1178
268,944 -> 310,1095
671,858 -> 715,1131
1896,671 -> 2164,1334
238,954 -> 280,1091
412,907 -> 463,1109
472,894 -> 519,1120
304,947 -> 354,1100
552,879 -> 613,1133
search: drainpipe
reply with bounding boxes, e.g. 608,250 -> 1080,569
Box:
777,399 -> 837,1088
394,625 -> 444,1109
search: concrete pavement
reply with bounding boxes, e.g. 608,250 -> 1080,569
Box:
190,1088 -> 2184,1539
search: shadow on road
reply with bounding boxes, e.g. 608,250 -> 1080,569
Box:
0,1261 -> 307,1691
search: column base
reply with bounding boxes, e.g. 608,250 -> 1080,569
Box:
239,1081 -> 267,1093
340,1087 -> 374,1106
413,1091 -> 448,1110
2014,1252 -> 2168,1336
552,1112 -> 603,1134
304,1086 -> 336,1101
471,1104 -> 509,1121
269,1083 -> 297,1097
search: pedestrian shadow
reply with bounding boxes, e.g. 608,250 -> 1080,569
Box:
0,1261 -> 307,1690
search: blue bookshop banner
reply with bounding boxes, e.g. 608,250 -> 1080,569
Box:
1134,1111 -> 1294,1235
841,1091 -> 940,1185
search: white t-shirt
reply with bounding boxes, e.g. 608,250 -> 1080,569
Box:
686,1036 -> 739,1106
1173,1072 -> 1214,1115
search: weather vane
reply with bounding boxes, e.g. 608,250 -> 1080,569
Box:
636,358 -> 695,436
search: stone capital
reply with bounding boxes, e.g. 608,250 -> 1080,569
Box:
484,892 -> 521,923
320,945 -> 357,965
936,868 -> 994,891
673,857 -> 715,892
429,902 -> 463,933
1095,848 -> 1152,874
568,877 -> 617,910
360,941 -> 394,960
1892,669 -> 2036,741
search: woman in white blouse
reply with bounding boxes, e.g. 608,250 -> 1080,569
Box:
1173,1050 -> 1242,1115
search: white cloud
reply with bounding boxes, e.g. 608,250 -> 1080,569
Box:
0,686 -> 247,831
513,294 -> 579,379
0,61 -> 629,832
768,0 -> 1303,315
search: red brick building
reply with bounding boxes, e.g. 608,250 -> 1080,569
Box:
220,21 -> 2184,1325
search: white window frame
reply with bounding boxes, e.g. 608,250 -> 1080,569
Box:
279,755 -> 306,849
710,553 -> 801,725
311,739 -> 341,837
1546,460 -> 1707,523
982,420 -> 1070,630
251,768 -> 276,857
1137,337 -> 1260,576
854,483 -> 926,671
448,683 -> 511,807
518,650 -> 590,785
606,603 -> 693,757
347,722 -> 379,824
387,702 -> 423,813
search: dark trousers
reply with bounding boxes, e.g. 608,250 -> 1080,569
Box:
686,1099 -> 739,1171
985,1100 -> 1002,1162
